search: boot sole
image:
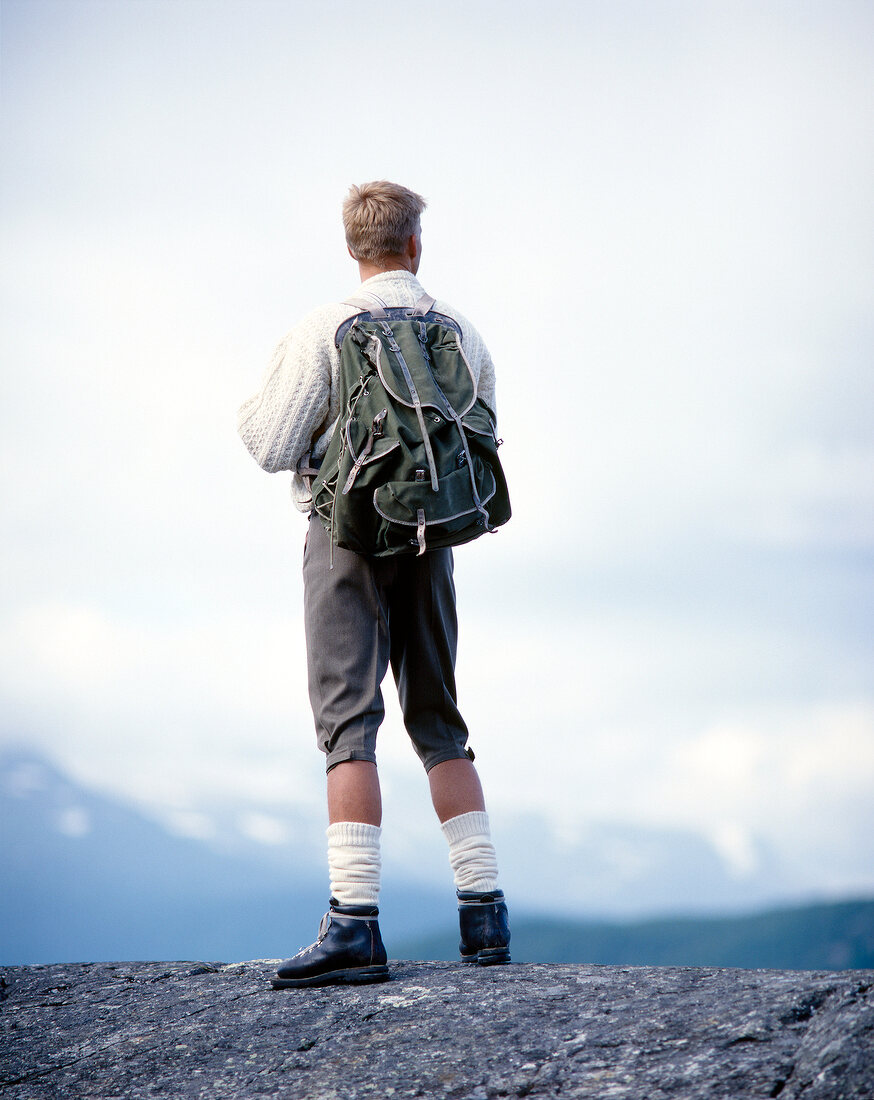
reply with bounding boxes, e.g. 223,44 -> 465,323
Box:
461,948 -> 511,966
272,964 -> 389,990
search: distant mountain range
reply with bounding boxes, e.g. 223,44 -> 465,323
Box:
398,899 -> 874,970
2,747 -> 872,969
0,748 -> 451,965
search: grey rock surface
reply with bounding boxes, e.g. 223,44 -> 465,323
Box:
1,960 -> 872,1099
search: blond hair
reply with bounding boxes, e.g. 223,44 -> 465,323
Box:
342,181 -> 427,262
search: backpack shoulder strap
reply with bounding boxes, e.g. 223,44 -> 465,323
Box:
343,292 -> 387,319
411,293 -> 436,315
336,290 -> 442,347
344,291 -> 435,318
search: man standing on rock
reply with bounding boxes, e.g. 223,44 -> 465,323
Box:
238,181 -> 510,987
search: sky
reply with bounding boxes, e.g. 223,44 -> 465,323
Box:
1,0 -> 873,908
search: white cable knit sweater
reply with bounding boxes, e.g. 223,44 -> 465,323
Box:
237,271 -> 497,512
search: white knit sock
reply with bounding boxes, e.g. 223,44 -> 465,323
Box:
326,821 -> 382,907
441,810 -> 500,893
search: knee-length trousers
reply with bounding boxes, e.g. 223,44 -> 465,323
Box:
302,514 -> 472,773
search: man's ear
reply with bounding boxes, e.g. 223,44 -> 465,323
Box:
348,245 -> 358,261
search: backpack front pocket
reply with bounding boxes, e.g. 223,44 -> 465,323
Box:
372,461 -> 497,533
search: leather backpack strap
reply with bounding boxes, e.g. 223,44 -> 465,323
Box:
343,293 -> 387,319
410,293 -> 436,316
344,292 -> 435,318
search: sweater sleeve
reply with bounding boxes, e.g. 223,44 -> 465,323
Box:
475,343 -> 497,420
237,316 -> 334,474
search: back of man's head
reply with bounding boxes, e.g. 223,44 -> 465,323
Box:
343,181 -> 427,263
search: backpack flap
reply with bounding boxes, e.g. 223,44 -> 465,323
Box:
373,461 -> 498,554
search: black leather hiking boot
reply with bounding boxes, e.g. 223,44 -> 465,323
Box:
272,900 -> 389,989
457,889 -> 511,965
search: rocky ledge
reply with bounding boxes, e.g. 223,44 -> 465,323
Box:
1,960 -> 872,1099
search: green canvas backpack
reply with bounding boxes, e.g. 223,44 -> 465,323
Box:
308,293 -> 511,557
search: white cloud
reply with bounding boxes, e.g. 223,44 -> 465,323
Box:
709,822 -> 761,880
727,445 -> 874,549
237,812 -> 289,847
0,599 -> 320,808
635,704 -> 874,884
162,808 -> 217,841
56,806 -> 91,838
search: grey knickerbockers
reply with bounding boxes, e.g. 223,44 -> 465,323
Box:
302,514 -> 472,772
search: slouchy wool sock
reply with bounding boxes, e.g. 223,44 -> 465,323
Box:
326,821 -> 382,907
440,810 -> 500,894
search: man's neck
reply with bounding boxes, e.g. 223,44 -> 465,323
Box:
356,257 -> 416,282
